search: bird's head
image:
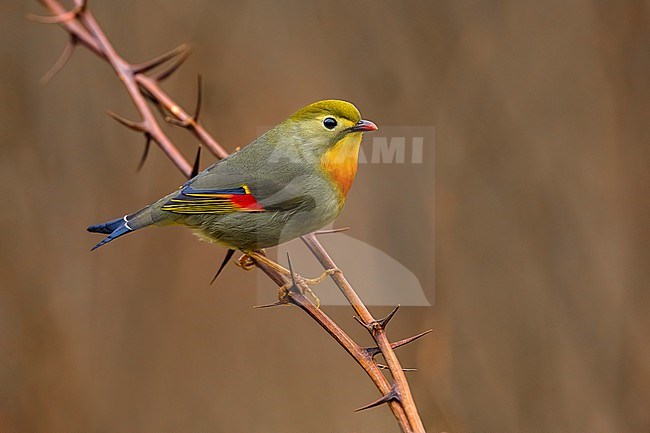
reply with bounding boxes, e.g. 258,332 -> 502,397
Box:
278,100 -> 377,198
285,100 -> 378,154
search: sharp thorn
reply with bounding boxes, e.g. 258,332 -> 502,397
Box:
355,307 -> 399,333
314,227 -> 350,235
40,36 -> 77,85
378,305 -> 400,328
152,45 -> 193,81
362,346 -> 381,358
376,363 -> 417,372
164,116 -> 188,127
106,111 -> 145,132
190,146 -> 202,177
353,315 -> 369,329
253,300 -> 288,309
132,43 -> 190,74
354,388 -> 400,412
28,10 -> 77,24
27,14 -> 60,23
391,329 -> 433,350
210,249 -> 235,285
193,73 -> 203,121
286,253 -> 298,287
363,330 -> 432,360
136,134 -> 151,172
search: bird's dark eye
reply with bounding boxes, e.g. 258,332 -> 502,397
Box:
323,117 -> 337,130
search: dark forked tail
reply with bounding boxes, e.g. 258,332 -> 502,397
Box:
87,216 -> 133,251
87,207 -> 155,251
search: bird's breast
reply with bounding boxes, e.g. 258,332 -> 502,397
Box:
320,134 -> 362,199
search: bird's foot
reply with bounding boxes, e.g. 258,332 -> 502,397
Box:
299,285 -> 321,308
245,253 -> 340,309
302,268 -> 341,285
236,253 -> 257,271
251,270 -> 324,309
296,268 -> 339,308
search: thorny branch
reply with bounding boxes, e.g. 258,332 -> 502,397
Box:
33,1 -> 430,431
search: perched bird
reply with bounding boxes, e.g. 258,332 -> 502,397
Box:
88,100 -> 377,271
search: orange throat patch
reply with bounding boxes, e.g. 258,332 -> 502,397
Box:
320,134 -> 362,199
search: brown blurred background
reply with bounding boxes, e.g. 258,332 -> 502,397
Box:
1,1 -> 648,432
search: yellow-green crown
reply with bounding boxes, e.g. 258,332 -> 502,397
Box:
289,100 -> 361,124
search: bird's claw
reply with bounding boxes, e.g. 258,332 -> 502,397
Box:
243,253 -> 340,309
300,285 -> 321,308
236,253 -> 256,271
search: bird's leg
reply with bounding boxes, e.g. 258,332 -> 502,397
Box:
243,253 -> 340,308
245,252 -> 320,306
247,251 -> 291,276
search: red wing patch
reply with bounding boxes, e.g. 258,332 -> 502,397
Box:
161,184 -> 265,214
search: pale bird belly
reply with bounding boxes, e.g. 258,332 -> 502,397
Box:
185,200 -> 341,251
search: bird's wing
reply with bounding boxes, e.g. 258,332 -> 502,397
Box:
161,170 -> 315,215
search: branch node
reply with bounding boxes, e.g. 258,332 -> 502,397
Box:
161,75 -> 202,128
377,305 -> 400,329
354,305 -> 400,333
28,0 -> 87,24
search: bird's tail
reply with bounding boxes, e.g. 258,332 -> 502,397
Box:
88,206 -> 158,251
